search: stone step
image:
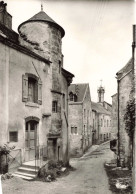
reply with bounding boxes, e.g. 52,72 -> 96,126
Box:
21,164 -> 39,170
13,171 -> 36,178
18,167 -> 38,175
12,173 -> 34,180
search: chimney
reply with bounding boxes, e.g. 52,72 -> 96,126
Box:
0,1 -> 12,29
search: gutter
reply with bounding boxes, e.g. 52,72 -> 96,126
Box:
117,79 -> 120,167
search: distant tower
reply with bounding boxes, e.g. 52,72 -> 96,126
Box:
97,80 -> 105,103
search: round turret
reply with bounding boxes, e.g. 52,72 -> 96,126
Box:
18,10 -> 65,60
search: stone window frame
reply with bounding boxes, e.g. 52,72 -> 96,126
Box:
52,100 -> 58,113
69,92 -> 77,102
71,126 -> 78,135
9,131 -> 18,142
22,73 -> 42,105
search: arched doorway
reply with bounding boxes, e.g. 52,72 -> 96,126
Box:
25,117 -> 39,161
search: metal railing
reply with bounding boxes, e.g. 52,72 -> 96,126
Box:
35,145 -> 48,168
8,149 -> 22,172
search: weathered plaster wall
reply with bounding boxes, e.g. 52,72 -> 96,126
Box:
99,113 -> 111,143
0,42 -> 52,162
111,94 -> 118,138
68,103 -> 83,156
118,71 -> 133,166
68,85 -> 92,156
82,86 -> 92,152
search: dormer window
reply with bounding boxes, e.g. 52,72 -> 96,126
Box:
69,92 -> 77,102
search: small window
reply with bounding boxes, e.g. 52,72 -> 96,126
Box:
75,127 -> 77,134
101,119 -> 103,127
71,126 -> 78,135
69,92 -> 74,101
93,119 -> 95,128
84,125 -> 85,134
63,94 -> 65,109
84,109 -> 86,119
52,101 -> 58,112
107,120 -> 109,127
71,127 -> 74,134
9,132 -> 18,142
59,60 -> 61,73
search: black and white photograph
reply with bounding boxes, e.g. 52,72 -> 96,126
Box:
0,0 -> 135,193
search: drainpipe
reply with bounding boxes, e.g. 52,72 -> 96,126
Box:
117,79 -> 120,167
132,24 -> 135,194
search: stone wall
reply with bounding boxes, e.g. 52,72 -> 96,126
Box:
0,41 -> 52,162
118,71 -> 133,166
111,93 -> 118,138
68,85 -> 92,157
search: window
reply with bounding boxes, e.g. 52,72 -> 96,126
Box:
52,101 -> 58,112
104,119 -> 106,127
84,109 -> 86,119
22,74 -> 42,104
101,119 -> 103,127
9,132 -> 18,142
59,60 -> 61,73
71,126 -> 78,135
69,92 -> 77,102
62,94 -> 65,109
84,125 -> 85,134
69,92 -> 73,101
107,120 -> 109,127
28,77 -> 38,103
93,119 -> 95,128
75,127 -> 77,134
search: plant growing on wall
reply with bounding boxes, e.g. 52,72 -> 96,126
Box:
0,144 -> 15,174
124,97 -> 135,141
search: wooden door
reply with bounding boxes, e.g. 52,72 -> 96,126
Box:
25,121 -> 37,161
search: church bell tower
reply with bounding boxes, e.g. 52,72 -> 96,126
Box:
97,80 -> 105,103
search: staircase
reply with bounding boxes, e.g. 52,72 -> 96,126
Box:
12,164 -> 39,180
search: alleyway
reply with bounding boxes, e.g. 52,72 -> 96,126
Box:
2,142 -> 115,194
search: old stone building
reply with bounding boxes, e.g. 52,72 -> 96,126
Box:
111,93 -> 118,139
91,84 -> 112,144
68,83 -> 92,157
116,58 -> 133,166
0,0 -> 74,173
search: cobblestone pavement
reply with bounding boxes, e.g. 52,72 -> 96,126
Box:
2,142 -> 115,194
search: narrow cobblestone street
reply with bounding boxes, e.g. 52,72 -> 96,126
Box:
2,142 -> 115,194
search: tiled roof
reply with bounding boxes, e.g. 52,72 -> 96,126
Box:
28,11 -> 56,24
91,101 -> 111,115
116,58 -> 133,79
18,11 -> 65,38
68,83 -> 88,102
0,22 -> 18,43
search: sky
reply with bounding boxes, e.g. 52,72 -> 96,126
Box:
5,0 -> 135,104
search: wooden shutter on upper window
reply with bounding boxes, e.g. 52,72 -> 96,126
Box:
22,74 -> 28,102
38,79 -> 42,105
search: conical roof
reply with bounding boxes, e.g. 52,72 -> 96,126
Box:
18,11 -> 65,38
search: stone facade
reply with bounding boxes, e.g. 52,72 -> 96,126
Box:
116,58 -> 133,167
111,93 -> 118,138
0,2 -> 74,167
68,84 -> 92,157
92,102 -> 112,144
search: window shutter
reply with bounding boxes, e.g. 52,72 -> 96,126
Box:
22,74 -> 28,102
38,79 -> 42,105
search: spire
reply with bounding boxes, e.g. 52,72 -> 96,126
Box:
41,0 -> 43,11
97,80 -> 105,103
100,79 -> 103,86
